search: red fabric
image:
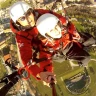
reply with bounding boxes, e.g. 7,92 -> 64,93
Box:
67,22 -> 80,40
10,9 -> 80,80
10,19 -> 38,38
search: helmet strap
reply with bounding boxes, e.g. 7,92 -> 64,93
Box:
45,32 -> 62,40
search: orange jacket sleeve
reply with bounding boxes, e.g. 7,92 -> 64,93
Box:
67,22 -> 80,40
16,35 -> 43,79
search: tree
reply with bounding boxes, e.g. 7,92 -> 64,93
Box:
0,0 -> 16,9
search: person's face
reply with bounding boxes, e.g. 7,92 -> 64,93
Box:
46,25 -> 62,39
17,9 -> 35,27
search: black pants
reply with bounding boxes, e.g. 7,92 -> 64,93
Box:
66,42 -> 90,66
0,71 -> 20,96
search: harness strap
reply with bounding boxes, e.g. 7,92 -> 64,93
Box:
72,40 -> 82,48
33,46 -> 49,63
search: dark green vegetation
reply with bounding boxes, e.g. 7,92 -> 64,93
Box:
0,33 -> 16,79
66,5 -> 96,38
0,0 -> 16,9
0,59 -> 6,79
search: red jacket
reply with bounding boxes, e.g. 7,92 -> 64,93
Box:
10,9 -> 80,80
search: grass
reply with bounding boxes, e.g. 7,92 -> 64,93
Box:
72,21 -> 85,32
30,54 -> 96,96
0,60 -> 7,79
0,0 -> 16,9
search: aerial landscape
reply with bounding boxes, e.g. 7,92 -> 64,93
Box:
0,0 -> 96,96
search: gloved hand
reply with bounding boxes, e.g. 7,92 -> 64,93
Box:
39,72 -> 56,86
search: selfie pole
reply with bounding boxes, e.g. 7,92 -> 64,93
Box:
50,78 -> 57,96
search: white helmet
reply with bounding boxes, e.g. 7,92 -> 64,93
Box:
36,13 -> 59,38
9,1 -> 31,22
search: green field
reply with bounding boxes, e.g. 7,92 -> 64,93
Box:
30,57 -> 96,96
72,21 -> 85,32
0,54 -> 96,96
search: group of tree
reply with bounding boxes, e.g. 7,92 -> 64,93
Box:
0,0 -> 16,9
66,0 -> 92,5
65,5 -> 96,38
66,5 -> 96,19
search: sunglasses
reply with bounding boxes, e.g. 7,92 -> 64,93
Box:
19,8 -> 33,21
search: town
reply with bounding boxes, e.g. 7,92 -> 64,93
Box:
0,0 -> 96,96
